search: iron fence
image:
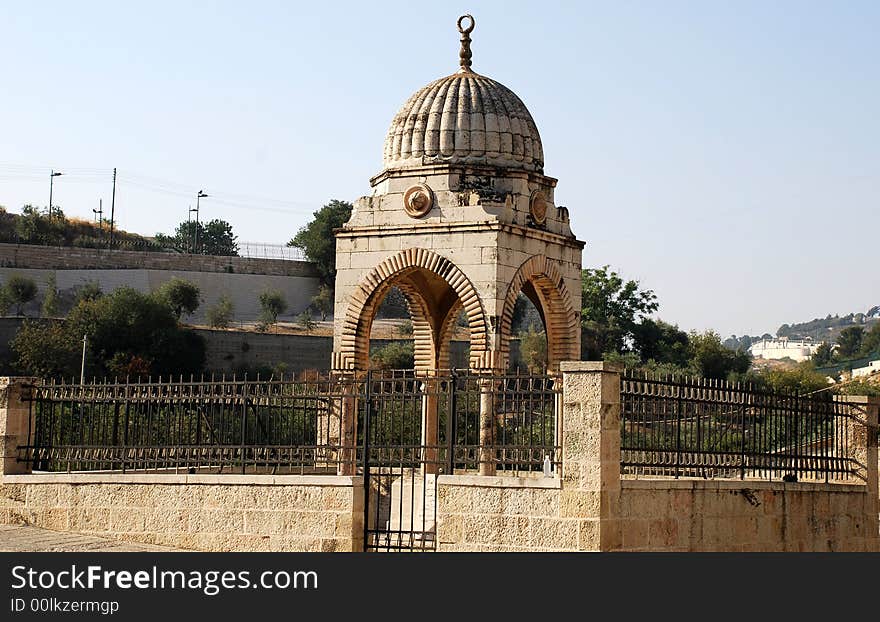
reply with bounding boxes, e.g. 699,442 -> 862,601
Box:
237,242 -> 306,262
17,370 -> 561,478
20,373 -> 360,474
620,371 -> 867,483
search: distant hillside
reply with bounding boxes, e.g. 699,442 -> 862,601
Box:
723,306 -> 879,351
776,311 -> 878,342
0,205 -> 164,251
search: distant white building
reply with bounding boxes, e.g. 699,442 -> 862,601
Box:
852,360 -> 880,378
748,338 -> 822,362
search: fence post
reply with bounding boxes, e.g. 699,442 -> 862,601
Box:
0,377 -> 39,476
421,373 -> 440,475
559,361 -> 622,551
836,395 -> 879,521
446,370 -> 457,475
478,374 -> 497,476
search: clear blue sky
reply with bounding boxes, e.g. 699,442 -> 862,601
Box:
1,1 -> 877,338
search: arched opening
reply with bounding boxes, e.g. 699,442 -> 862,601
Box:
335,248 -> 488,372
508,291 -> 548,373
500,255 -> 580,372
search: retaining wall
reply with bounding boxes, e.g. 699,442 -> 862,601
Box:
0,474 -> 363,552
0,242 -> 317,277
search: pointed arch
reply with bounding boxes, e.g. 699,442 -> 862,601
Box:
335,248 -> 489,371
500,255 -> 580,371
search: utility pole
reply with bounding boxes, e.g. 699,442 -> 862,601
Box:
49,170 -> 63,218
109,167 -> 117,249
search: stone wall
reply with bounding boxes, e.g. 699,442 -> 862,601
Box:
0,267 -> 320,325
1,370 -> 877,552
436,476 -> 572,551
199,330 -> 473,374
0,318 -> 479,375
617,479 -> 876,552
0,474 -> 363,552
435,364 -> 879,552
0,242 -> 318,277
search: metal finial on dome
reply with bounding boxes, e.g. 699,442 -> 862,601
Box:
457,14 -> 475,72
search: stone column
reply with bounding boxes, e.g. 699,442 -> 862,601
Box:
837,396 -> 879,521
0,378 -> 38,476
558,362 -> 622,551
478,377 -> 496,476
331,371 -> 359,477
421,377 -> 440,476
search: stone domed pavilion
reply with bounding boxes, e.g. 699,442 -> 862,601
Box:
332,14 -> 583,374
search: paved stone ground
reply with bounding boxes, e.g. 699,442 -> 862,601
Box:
0,525 -> 181,552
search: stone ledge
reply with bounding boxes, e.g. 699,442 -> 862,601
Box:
620,477 -> 867,493
3,474 -> 363,487
559,361 -> 623,373
437,475 -> 562,489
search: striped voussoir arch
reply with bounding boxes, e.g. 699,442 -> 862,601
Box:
500,255 -> 580,371
335,248 -> 489,371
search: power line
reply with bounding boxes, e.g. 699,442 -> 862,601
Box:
0,161 -> 331,216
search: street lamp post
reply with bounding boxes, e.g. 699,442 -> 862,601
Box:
93,199 -> 103,229
49,170 -> 63,218
192,190 -> 208,253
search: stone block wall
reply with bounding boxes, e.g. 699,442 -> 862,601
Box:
436,476 -> 572,551
0,267 -> 320,325
0,474 -> 363,552
617,479 -> 877,552
0,242 -> 318,277
1,372 -> 878,552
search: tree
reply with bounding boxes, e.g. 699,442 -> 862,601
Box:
310,285 -> 334,321
155,219 -> 238,256
201,219 -> 239,256
688,331 -> 751,380
631,319 -> 690,366
518,325 -> 547,372
74,281 -> 103,304
397,319 -> 414,337
756,364 -> 830,394
811,342 -> 835,367
154,278 -> 201,320
5,275 -> 37,315
10,320 -> 79,378
258,289 -> 287,329
580,266 -> 658,359
859,322 -> 880,356
297,310 -> 316,332
41,275 -> 59,317
12,286 -> 205,378
837,326 -> 864,358
15,205 -> 65,246
377,286 -> 409,319
205,295 -> 235,328
288,199 -> 353,286
370,341 -> 414,370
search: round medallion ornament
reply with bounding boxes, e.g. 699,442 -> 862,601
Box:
404,184 -> 434,218
529,190 -> 547,224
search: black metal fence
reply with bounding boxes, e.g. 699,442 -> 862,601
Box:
17,370 -> 561,478
620,372 -> 867,483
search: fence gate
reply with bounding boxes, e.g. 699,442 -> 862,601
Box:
361,372 -> 446,552
359,370 -> 562,552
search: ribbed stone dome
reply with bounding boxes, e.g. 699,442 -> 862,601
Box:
382,71 -> 544,173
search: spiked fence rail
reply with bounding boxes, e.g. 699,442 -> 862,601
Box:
620,371 -> 867,483
16,370 -> 561,478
